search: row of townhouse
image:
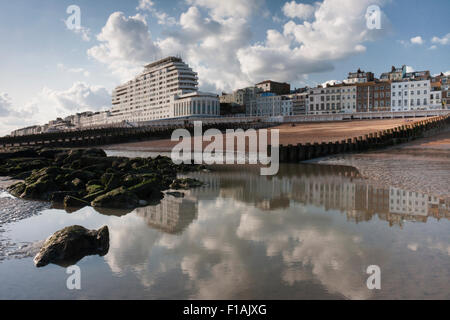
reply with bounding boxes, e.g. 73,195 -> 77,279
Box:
307,67 -> 449,115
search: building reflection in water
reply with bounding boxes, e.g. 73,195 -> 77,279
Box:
134,195 -> 198,234
134,163 -> 449,234
183,164 -> 450,228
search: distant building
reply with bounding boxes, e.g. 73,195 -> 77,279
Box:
219,103 -> 246,116
219,86 -> 261,115
248,93 -> 292,116
404,70 -> 431,81
344,69 -> 375,84
286,90 -> 309,115
255,80 -> 290,95
356,81 -> 391,112
10,125 -> 42,137
430,80 -> 442,109
391,80 -> 431,111
380,65 -> 407,82
110,56 -> 219,123
307,84 -> 356,114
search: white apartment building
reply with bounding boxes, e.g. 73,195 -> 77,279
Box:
391,80 -> 431,111
308,85 -> 356,114
430,87 -> 442,109
110,56 -> 219,123
79,111 -> 112,128
340,85 -> 357,113
248,94 -> 292,116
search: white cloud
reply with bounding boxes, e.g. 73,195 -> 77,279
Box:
431,33 -> 450,45
186,0 -> 262,20
136,0 -> 177,25
321,80 -> 341,87
282,1 -> 316,20
87,12 -> 162,81
136,0 -> 154,11
57,63 -> 90,77
0,93 -> 12,117
0,83 -> 110,136
237,0 -> 385,84
428,45 -> 437,50
88,0 -> 388,92
67,25 -> 91,42
410,36 -> 423,45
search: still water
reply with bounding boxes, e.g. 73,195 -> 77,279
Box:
0,160 -> 449,299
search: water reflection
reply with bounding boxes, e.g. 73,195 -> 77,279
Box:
99,164 -> 448,299
184,164 -> 450,227
1,163 -> 449,299
135,196 -> 197,234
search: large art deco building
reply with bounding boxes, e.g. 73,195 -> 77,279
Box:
110,56 -> 220,123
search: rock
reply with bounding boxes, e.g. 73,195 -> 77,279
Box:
127,178 -> 159,199
37,148 -> 68,160
50,191 -> 79,203
71,178 -> 85,191
63,196 -> 89,209
101,173 -> 122,191
86,184 -> 103,194
82,148 -> 107,158
33,225 -> 109,267
91,187 -> 139,209
21,178 -> 58,200
7,182 -> 26,197
170,178 -> 204,190
11,170 -> 34,180
166,191 -> 185,198
82,190 -> 106,202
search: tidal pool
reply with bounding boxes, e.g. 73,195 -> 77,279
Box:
0,162 -> 449,299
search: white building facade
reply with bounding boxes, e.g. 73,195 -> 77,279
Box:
391,80 -> 431,111
340,85 -> 357,113
110,57 -> 219,123
248,94 -> 292,116
308,85 -> 356,114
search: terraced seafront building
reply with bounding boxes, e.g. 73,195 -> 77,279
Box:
110,56 -> 220,123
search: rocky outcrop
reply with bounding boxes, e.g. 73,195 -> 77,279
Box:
33,225 -> 109,267
1,148 -> 204,211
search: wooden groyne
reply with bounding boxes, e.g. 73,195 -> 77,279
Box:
0,121 -> 271,150
275,115 -> 450,163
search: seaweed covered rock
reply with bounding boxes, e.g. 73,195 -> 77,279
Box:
33,225 -> 109,267
1,148 -> 205,210
170,178 -> 204,190
91,187 -> 139,209
64,196 -> 89,209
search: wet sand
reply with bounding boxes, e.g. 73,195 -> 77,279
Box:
316,130 -> 450,199
0,178 -> 49,262
101,118 -> 429,152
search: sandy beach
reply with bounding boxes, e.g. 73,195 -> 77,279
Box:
100,118 -> 429,152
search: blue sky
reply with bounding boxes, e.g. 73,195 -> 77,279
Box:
0,0 -> 449,134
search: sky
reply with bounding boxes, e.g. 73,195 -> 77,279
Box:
0,0 -> 449,135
